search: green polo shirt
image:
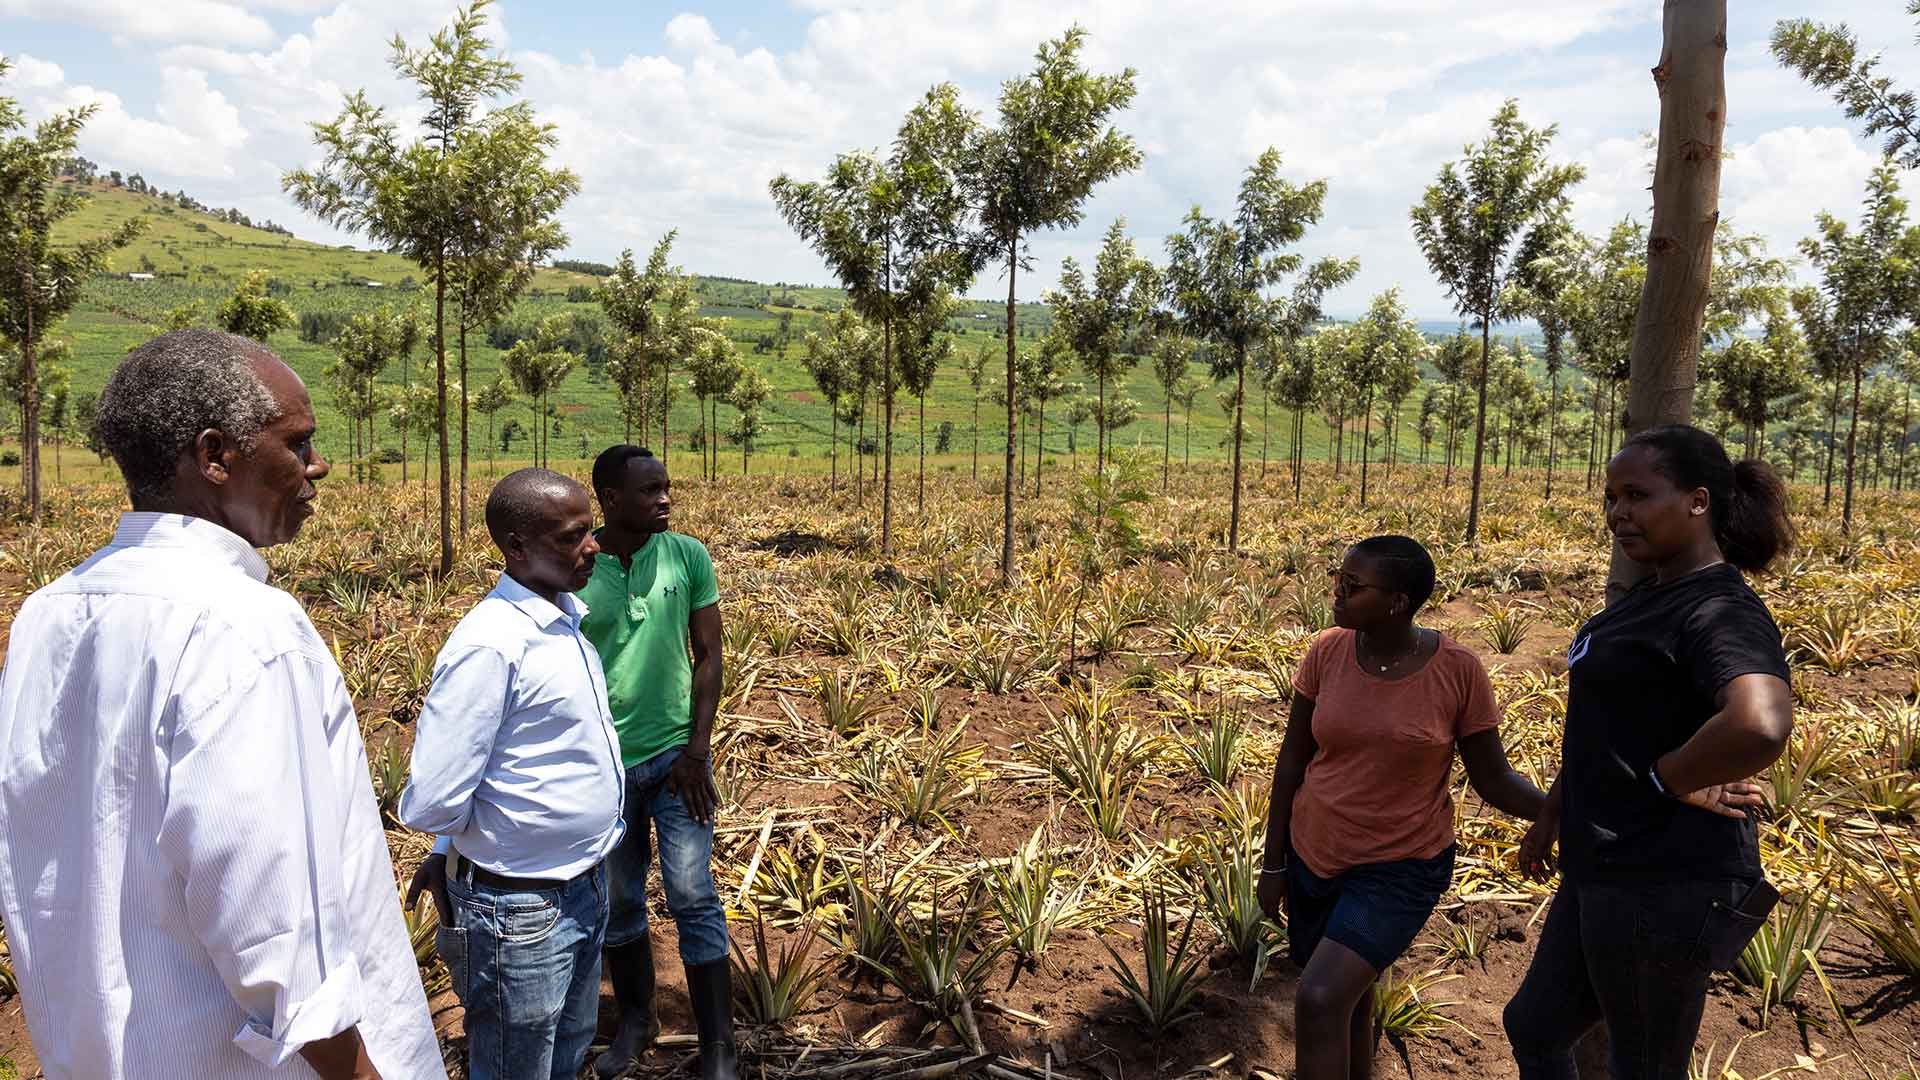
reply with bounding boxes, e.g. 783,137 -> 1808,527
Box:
576,530 -> 720,767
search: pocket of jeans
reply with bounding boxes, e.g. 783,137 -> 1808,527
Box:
500,895 -> 561,944
435,924 -> 469,1001
1698,884 -> 1776,971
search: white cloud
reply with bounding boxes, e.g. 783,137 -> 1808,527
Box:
7,53 -> 65,89
10,0 -> 1913,314
0,0 -> 277,47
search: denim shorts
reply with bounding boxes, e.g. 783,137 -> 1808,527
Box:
605,746 -> 732,964
1285,844 -> 1455,973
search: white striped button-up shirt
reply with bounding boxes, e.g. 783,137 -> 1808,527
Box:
398,574 -> 625,880
0,513 -> 444,1079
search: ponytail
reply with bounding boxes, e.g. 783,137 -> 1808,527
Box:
1620,424 -> 1794,574
1722,459 -> 1794,573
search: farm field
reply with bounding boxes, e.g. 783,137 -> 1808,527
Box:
1,462 -> 1917,1079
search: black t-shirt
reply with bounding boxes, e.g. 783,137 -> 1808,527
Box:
1559,563 -> 1790,882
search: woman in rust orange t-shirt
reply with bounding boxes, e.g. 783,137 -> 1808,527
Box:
1257,535 -> 1547,1080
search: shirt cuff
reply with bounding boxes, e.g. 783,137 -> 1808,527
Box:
230,954 -> 365,1068
432,835 -> 451,856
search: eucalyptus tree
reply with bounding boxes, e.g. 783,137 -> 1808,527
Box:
1338,289 -> 1423,505
1430,330 -> 1475,484
688,330 -> 744,481
1799,163 -> 1920,532
1516,222 -> 1580,496
472,373 -> 515,479
1772,8 -> 1920,169
1047,219 -> 1160,474
1709,298 -> 1810,460
1151,334 -> 1196,490
391,381 -> 448,502
1410,99 -> 1583,542
1417,385 -> 1441,465
599,232 -> 681,443
1172,375 -> 1205,471
331,304 -> 415,482
897,292 -> 956,509
1166,148 -> 1357,550
1021,332 -> 1075,496
446,110 -> 573,531
963,339 -> 992,480
0,58 -> 146,520
957,27 -> 1140,580
284,0 -> 572,574
501,315 -> 579,469
1271,335 -> 1318,498
802,309 -> 870,492
217,271 -> 295,342
770,86 -> 975,557
726,367 -> 772,476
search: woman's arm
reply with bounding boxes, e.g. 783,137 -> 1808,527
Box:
1258,693 -> 1318,912
1458,728 -> 1548,821
1652,672 -> 1791,816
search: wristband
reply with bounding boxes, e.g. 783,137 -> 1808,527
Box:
1259,865 -> 1287,877
1645,762 -> 1675,799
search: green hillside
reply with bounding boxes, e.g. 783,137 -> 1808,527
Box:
28,180 -> 1487,476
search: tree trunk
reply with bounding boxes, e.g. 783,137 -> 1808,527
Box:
1162,395 -> 1173,493
1260,381 -> 1270,481
829,408 -> 838,494
917,392 -> 926,514
1097,373 -> 1107,477
22,295 -> 38,524
1611,0 -> 1725,602
1465,320 -> 1492,543
459,326 -> 470,537
434,259 -> 453,577
1000,237 -> 1018,584
1359,386 -> 1375,506
1444,382 -> 1460,487
1823,377 -> 1841,507
882,305 -> 895,558
1842,359 -> 1862,534
973,391 -> 980,482
1546,371 -> 1560,498
1293,407 -> 1305,499
1228,352 -> 1247,552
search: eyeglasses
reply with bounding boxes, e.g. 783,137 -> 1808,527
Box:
1328,571 -> 1383,599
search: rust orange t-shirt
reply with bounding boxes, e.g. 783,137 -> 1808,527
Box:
1288,627 -> 1502,878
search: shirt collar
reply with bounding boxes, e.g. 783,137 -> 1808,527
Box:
111,512 -> 270,582
493,572 -> 589,629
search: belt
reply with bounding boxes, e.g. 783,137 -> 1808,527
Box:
449,850 -> 590,893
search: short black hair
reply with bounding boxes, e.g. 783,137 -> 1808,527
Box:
591,444 -> 657,496
1349,534 -> 1437,612
485,468 -> 584,550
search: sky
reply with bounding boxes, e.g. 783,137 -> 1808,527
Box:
4,0 -> 1919,319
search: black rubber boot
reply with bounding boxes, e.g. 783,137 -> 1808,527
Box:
684,958 -> 738,1080
594,935 -> 661,1079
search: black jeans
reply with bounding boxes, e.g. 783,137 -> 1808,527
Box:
1503,877 -> 1757,1080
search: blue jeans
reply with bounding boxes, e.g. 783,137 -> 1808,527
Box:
439,861 -> 607,1080
606,746 -> 731,964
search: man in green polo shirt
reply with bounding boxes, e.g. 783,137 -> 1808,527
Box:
578,445 -> 733,1080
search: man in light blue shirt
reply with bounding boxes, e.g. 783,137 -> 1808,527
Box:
399,468 -> 625,1080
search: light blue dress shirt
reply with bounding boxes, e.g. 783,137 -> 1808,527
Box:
399,574 -> 625,880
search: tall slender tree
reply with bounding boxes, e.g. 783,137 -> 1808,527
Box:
599,232 -> 681,444
1151,334 -> 1196,491
1410,99 -> 1583,542
959,28 -> 1140,582
0,58 -> 146,521
1047,219 -> 1159,475
1166,148 -> 1357,550
1798,163 -> 1920,534
501,315 -> 579,469
963,339 -> 991,481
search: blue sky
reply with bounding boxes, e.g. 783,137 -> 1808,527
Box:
4,1 -> 1919,318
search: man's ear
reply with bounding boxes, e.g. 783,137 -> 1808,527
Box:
194,428 -> 234,486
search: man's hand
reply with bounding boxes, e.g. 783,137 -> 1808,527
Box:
1256,866 -> 1286,922
1518,814 -> 1557,883
298,1026 -> 383,1080
1675,780 -> 1768,820
665,750 -> 718,825
406,853 -> 451,926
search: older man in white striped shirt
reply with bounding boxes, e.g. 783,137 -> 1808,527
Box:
398,468 -> 625,1080
0,330 -> 443,1080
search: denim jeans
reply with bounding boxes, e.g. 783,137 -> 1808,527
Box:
605,746 -> 731,964
1503,877 -> 1757,1080
438,861 -> 607,1080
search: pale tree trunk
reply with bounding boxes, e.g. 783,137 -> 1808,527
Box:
22,293 -> 40,524
1000,237 -> 1018,584
435,257 -> 453,577
1607,0 -> 1725,606
459,327 -> 470,537
1465,321 -> 1492,543
1228,352 -> 1247,551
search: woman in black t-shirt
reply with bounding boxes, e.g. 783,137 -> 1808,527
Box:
1503,425 -> 1795,1079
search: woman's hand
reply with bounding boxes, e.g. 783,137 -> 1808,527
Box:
1518,814 -> 1557,882
1674,780 -> 1767,820
1257,866 -> 1287,921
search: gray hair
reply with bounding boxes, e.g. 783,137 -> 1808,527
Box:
486,468 -> 585,550
95,329 -> 284,505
